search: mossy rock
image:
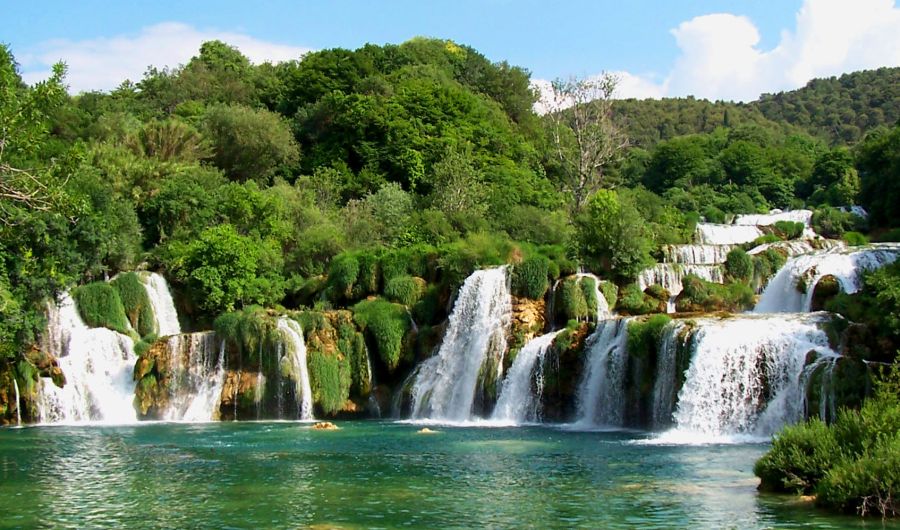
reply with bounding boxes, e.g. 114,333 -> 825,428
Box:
72,282 -> 130,334
811,275 -> 842,312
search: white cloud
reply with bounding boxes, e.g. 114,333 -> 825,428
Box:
19,22 -> 312,94
535,0 -> 900,105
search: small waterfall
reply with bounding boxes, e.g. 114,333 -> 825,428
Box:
37,293 -> 138,424
748,239 -> 845,258
734,209 -> 813,227
277,317 -> 314,420
576,273 -> 611,320
140,272 -> 181,337
637,264 -> 724,297
13,378 -> 21,426
365,348 -> 382,417
696,223 -> 764,245
662,244 -> 734,265
161,332 -> 226,422
574,318 -> 629,428
491,330 -> 563,424
799,354 -> 840,423
670,313 -> 839,438
411,267 -> 512,422
755,244 -> 900,313
650,320 -> 686,429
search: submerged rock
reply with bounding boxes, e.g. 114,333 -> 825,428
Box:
312,421 -> 339,430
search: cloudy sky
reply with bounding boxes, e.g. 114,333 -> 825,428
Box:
7,0 -> 900,102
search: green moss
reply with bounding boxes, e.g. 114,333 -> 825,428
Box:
842,231 -> 869,246
307,349 -> 351,415
352,251 -> 380,298
213,306 -> 279,365
678,275 -> 754,312
599,281 -> 618,309
337,322 -> 370,397
617,283 -> 658,315
73,282 -> 130,334
327,254 -> 359,301
556,277 -> 589,321
725,248 -> 753,282
579,276 -> 599,319
384,276 -> 426,306
110,272 -> 157,337
626,315 -> 671,360
773,220 -> 805,240
511,256 -> 550,300
353,298 -> 410,373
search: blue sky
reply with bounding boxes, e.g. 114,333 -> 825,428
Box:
7,0 -> 900,101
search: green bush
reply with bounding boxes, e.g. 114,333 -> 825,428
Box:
110,272 -> 156,337
580,276 -> 599,318
678,274 -> 754,312
511,256 -> 550,300
307,349 -> 351,416
773,220 -> 805,240
384,276 -> 426,307
337,323 -> 370,397
751,233 -> 783,246
327,254 -> 359,300
754,419 -> 841,494
753,248 -> 787,285
213,306 -> 279,362
626,315 -> 671,360
353,251 -> 380,298
725,248 -> 753,281
617,283 -> 658,315
72,282 -> 130,334
812,207 -> 865,239
353,298 -> 410,372
842,231 -> 869,246
556,277 -> 589,321
599,281 -> 618,310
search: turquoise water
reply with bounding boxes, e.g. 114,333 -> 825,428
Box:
0,421 -> 890,529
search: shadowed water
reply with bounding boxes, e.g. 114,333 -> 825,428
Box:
0,422 -> 889,529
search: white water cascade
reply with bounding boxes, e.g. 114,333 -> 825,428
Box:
668,313 -> 838,439
491,330 -> 563,424
410,267 -> 512,422
161,332 -> 226,422
638,264 -> 725,301
277,317 -> 314,420
141,272 -> 181,337
662,244 -> 734,265
13,378 -> 21,426
748,239 -> 845,258
574,318 -> 629,428
576,273 -> 611,320
650,320 -> 686,429
734,209 -> 814,228
696,223 -> 764,245
37,293 -> 138,424
754,244 -> 900,313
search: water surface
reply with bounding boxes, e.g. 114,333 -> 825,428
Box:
0,422 -> 889,529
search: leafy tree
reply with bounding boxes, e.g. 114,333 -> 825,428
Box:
575,189 -> 652,281
857,125 -> 900,227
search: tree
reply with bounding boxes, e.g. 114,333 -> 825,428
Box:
575,189 -> 652,281
547,73 -> 628,210
0,45 -> 70,222
857,125 -> 900,227
202,104 -> 300,184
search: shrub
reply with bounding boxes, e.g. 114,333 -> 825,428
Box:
842,231 -> 869,246
773,220 -> 805,240
511,256 -> 550,300
580,275 -> 599,318
110,272 -> 156,337
617,283 -> 658,315
352,251 -> 380,298
753,248 -> 787,285
307,349 -> 351,416
353,299 -> 410,372
384,276 -> 426,307
751,233 -> 783,247
817,436 -> 900,516
72,282 -> 130,334
556,277 -> 589,321
599,281 -> 618,310
725,248 -> 753,282
678,274 -> 754,312
754,419 -> 841,494
812,207 -> 866,239
327,254 -> 359,301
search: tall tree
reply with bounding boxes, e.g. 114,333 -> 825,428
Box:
546,73 -> 628,210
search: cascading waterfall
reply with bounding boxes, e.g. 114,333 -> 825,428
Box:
662,244 -> 734,265
574,318 -> 629,428
638,264 -> 724,299
695,223 -> 764,245
491,330 -> 563,424
650,320 -> 686,430
799,354 -> 841,423
748,239 -> 845,258
754,244 -> 900,313
161,332 -> 226,422
576,272 -> 611,320
37,293 -> 138,424
276,317 -> 314,420
733,209 -> 813,228
140,272 -> 181,337
13,378 -> 21,426
668,313 -> 839,439
410,267 -> 512,422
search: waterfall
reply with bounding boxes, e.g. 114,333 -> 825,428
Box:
37,293 -> 138,424
799,354 -> 841,423
748,239 -> 845,258
576,273 -> 611,320
410,267 -> 512,422
491,330 -> 563,424
365,347 -> 382,417
754,244 -> 900,313
662,244 -> 734,265
696,223 -> 764,245
161,332 -> 226,422
669,313 -> 839,439
733,209 -> 813,228
638,264 -> 724,298
13,378 -> 21,426
140,272 -> 181,337
574,318 -> 629,428
277,317 -> 314,420
650,320 -> 686,429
